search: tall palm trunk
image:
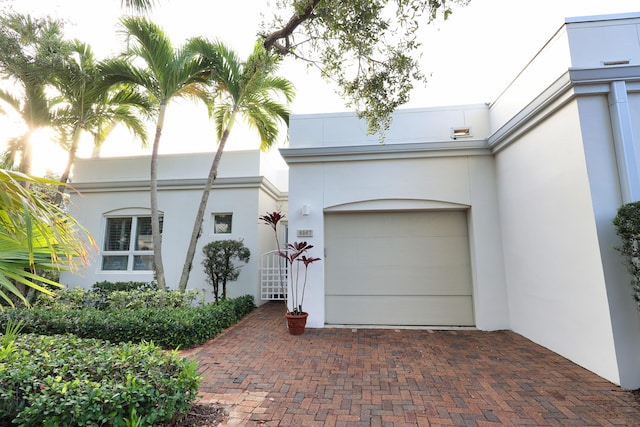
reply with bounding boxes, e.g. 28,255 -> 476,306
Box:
150,102 -> 168,291
177,115 -> 236,292
54,126 -> 83,206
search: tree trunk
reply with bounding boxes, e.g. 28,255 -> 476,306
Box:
177,117 -> 235,292
20,129 -> 33,176
54,126 -> 82,206
150,103 -> 167,291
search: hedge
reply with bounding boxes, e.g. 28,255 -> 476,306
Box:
34,284 -> 202,311
0,295 -> 256,350
0,334 -> 200,426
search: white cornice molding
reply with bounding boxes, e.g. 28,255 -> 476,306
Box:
72,176 -> 285,201
279,140 -> 491,164
488,73 -> 575,153
489,65 -> 640,153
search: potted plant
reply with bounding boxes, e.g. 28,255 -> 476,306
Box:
259,211 -> 321,335
279,241 -> 320,334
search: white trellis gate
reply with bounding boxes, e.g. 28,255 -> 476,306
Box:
260,250 -> 288,300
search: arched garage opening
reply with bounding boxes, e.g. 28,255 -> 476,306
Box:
324,209 -> 474,326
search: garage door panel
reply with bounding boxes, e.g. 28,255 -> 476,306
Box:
325,210 -> 474,326
326,267 -> 472,295
325,295 -> 475,326
331,211 -> 466,238
329,236 -> 469,267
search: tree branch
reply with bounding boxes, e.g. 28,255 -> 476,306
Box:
262,0 -> 321,54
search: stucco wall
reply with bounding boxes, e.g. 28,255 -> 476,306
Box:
290,105 -> 490,147
494,99 -> 620,384
578,92 -> 640,389
284,108 -> 508,330
61,150 -> 287,304
62,184 -> 264,300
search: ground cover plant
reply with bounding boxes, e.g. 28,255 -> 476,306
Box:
0,281 -> 256,425
0,334 -> 199,426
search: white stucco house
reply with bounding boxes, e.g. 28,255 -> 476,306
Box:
62,12 -> 640,389
62,149 -> 288,301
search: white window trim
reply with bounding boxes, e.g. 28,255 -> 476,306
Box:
102,215 -> 159,272
212,212 -> 233,235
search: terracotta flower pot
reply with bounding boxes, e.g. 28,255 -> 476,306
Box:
285,312 -> 308,335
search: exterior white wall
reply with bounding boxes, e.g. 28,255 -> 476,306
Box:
489,27 -> 571,134
284,108 -> 509,330
61,150 -> 287,305
494,100 -> 621,384
290,104 -> 490,147
578,92 -> 640,389
487,12 -> 640,388
72,150 -> 263,183
565,14 -> 640,68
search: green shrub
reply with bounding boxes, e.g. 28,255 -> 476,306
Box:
34,287 -> 96,310
0,295 -> 256,350
92,280 -> 155,293
0,334 -> 199,426
34,286 -> 203,311
613,201 -> 640,311
107,289 -> 202,309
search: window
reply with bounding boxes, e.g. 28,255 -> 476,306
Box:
213,213 -> 232,234
102,216 -> 162,271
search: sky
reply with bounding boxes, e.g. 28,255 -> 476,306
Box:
1,0 -> 639,174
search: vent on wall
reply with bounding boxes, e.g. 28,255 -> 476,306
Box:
450,127 -> 472,140
602,59 -> 630,66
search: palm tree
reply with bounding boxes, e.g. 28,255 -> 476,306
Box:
51,40 -> 151,205
120,0 -> 157,13
176,40 -> 294,292
0,13 -> 67,176
100,17 -> 211,291
0,169 -> 92,306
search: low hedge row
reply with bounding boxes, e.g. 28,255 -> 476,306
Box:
0,295 -> 256,350
35,287 -> 204,311
0,334 -> 200,426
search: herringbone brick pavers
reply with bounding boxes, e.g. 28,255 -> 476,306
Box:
182,302 -> 640,426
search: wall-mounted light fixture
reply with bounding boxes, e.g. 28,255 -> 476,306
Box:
301,204 -> 311,216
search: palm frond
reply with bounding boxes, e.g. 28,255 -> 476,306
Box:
0,169 -> 93,306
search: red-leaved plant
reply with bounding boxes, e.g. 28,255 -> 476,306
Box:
279,241 -> 320,315
259,211 -> 321,315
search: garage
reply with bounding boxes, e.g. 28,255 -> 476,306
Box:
324,210 -> 474,326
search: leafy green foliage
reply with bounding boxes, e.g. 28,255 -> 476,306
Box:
0,295 -> 256,349
0,169 -> 93,307
0,12 -> 68,174
613,201 -> 640,311
202,239 -> 251,302
34,285 -> 203,311
176,40 -> 294,292
92,280 -> 155,293
0,334 -> 199,426
100,16 -> 213,291
51,39 -> 151,205
262,0 -> 470,135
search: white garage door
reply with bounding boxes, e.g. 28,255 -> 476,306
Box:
325,210 -> 474,326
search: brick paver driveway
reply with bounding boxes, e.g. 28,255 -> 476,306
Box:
182,302 -> 640,426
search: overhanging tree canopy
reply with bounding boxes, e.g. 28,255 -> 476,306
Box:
112,0 -> 470,134
264,0 -> 470,134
